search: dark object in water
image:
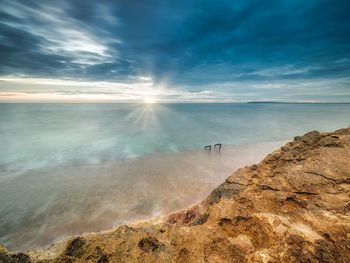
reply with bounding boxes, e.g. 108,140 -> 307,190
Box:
214,143 -> 222,150
204,145 -> 211,151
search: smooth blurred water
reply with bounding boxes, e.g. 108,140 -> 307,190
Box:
1,103 -> 349,176
0,103 -> 349,250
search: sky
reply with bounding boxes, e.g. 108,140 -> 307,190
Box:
0,0 -> 350,102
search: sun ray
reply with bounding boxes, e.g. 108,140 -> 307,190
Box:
143,96 -> 157,104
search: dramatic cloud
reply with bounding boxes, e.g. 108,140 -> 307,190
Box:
0,0 -> 349,101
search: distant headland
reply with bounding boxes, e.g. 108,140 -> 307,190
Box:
247,101 -> 350,104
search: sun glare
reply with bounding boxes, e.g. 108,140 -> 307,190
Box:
143,97 -> 157,104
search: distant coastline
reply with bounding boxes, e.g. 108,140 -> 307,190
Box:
1,100 -> 350,104
247,101 -> 350,104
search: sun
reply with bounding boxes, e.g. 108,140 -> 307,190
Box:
143,97 -> 157,104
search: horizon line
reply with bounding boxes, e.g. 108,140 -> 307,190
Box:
1,101 -> 350,104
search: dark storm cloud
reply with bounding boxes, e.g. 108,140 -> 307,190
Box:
0,0 -> 350,100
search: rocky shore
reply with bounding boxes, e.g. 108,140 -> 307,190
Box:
1,128 -> 350,262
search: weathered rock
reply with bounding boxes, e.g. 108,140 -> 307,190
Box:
64,236 -> 86,257
138,237 -> 164,253
0,245 -> 31,263
0,245 -> 11,263
10,253 -> 31,263
4,128 -> 350,262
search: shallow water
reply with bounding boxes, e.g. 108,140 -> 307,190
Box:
0,142 -> 283,250
0,103 -> 349,250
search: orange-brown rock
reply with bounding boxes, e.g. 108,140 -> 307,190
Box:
2,128 -> 350,262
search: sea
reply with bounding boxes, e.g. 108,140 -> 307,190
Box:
0,103 -> 349,250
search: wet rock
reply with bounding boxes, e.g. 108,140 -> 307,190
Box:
86,246 -> 109,263
301,130 -> 322,144
314,239 -> 341,263
64,236 -> 86,257
168,209 -> 209,226
0,246 -> 31,263
97,254 -> 109,263
250,164 -> 258,170
10,253 -> 31,263
138,237 -> 164,252
318,136 -> 342,147
190,213 -> 209,226
115,225 -> 137,238
167,208 -> 197,225
281,145 -> 291,152
281,235 -> 315,262
206,182 -> 242,205
343,202 -> 350,212
0,245 -> 11,263
334,128 -> 350,135
294,135 -> 302,141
